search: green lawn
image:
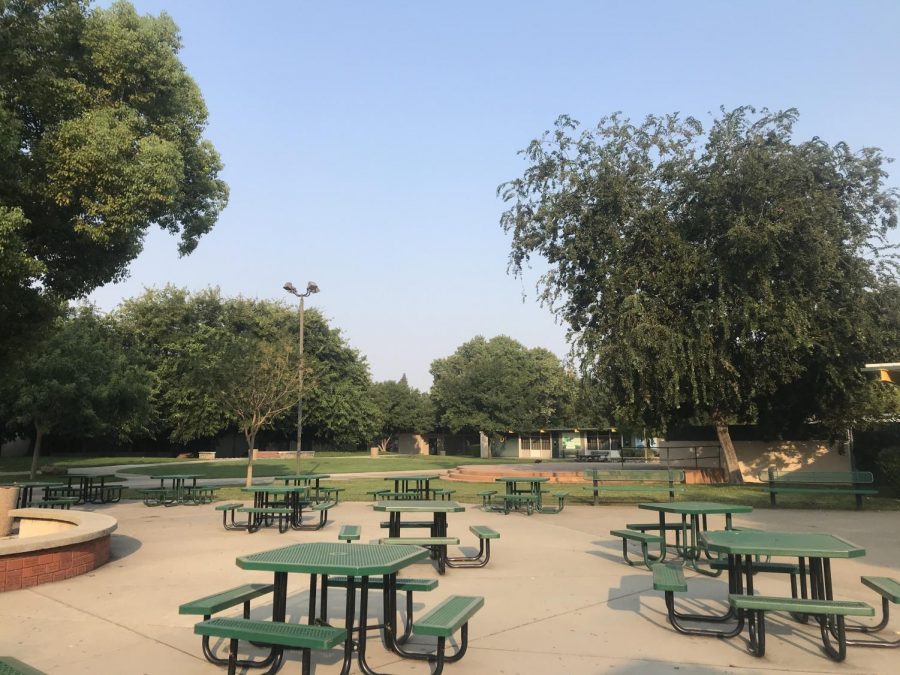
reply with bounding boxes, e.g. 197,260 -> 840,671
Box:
0,455 -> 186,474
121,480 -> 900,510
119,455 -> 536,478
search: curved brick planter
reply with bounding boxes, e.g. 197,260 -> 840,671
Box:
0,508 -> 117,592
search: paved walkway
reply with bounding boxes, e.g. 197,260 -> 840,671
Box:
2,501 -> 898,674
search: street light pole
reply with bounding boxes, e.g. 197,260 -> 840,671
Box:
283,281 -> 320,473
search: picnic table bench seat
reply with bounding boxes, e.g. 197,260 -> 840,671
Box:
758,469 -> 877,509
139,487 -> 172,506
584,469 -> 686,505
446,525 -> 499,569
179,583 -> 275,667
498,493 -> 536,515
403,595 -> 484,675
325,575 -> 438,642
611,529 -> 666,568
94,483 -> 124,503
296,499 -> 335,531
845,576 -> 900,647
536,490 -> 568,514
317,486 -> 344,502
30,497 -> 78,509
729,594 -> 874,661
237,506 -> 292,533
380,536 -> 460,574
194,617 -> 346,675
477,490 -> 497,509
625,521 -> 683,547
185,485 -> 219,504
338,524 -> 361,542
215,502 -> 246,530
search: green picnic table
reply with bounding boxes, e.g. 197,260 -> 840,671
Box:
638,501 -> 753,574
148,474 -> 203,505
9,481 -> 58,508
276,473 -> 330,498
382,474 -> 440,499
63,473 -> 122,504
494,476 -> 549,513
240,485 -> 310,530
236,541 -> 429,674
675,529 -> 870,660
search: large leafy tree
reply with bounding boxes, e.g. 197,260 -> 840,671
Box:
114,287 -> 379,449
0,0 -> 227,365
430,335 -> 575,450
500,107 -> 900,482
0,306 -> 151,477
370,375 -> 434,452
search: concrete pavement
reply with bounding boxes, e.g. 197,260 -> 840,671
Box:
1,500 -> 898,674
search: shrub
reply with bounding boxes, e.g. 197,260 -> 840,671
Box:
876,447 -> 900,491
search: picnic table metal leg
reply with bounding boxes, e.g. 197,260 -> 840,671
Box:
669,553 -> 742,625
338,576 -> 355,675
356,576 -> 388,675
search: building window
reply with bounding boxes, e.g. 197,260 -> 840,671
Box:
520,434 -> 550,451
585,431 -> 621,452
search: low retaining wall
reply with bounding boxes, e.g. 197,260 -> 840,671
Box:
0,508 -> 117,592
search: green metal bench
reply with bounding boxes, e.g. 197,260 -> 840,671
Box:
758,469 -> 877,509
297,499 -> 335,531
446,525 -> 499,569
237,506 -> 292,533
844,576 -> 900,647
477,490 -> 497,510
380,536 -> 460,575
186,485 -> 219,504
402,595 -> 484,675
584,469 -> 686,505
324,576 -> 438,642
626,521 -> 683,547
215,502 -> 246,530
610,529 -> 665,568
432,488 -> 456,501
179,583 -> 275,667
194,618 -> 346,675
30,497 -> 78,510
318,486 -> 344,503
139,487 -> 172,506
652,561 -> 743,636
729,594 -> 874,661
500,493 -> 536,515
0,657 -> 46,675
338,524 -> 361,542
536,490 -> 568,514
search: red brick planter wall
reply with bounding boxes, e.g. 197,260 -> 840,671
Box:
0,535 -> 110,592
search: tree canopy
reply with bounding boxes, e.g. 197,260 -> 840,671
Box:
500,107 -> 900,481
430,335 -> 575,443
0,0 -> 227,364
0,306 -> 150,476
113,286 -> 378,449
370,375 -> 434,452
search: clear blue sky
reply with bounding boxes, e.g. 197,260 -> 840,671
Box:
89,0 -> 900,391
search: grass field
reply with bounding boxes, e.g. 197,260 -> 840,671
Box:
124,479 -> 900,511
4,453 -> 897,510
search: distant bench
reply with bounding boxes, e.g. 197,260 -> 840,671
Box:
758,469 -> 877,510
583,469 -> 686,505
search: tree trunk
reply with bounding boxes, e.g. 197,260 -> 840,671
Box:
29,426 -> 44,480
713,414 -> 744,484
245,431 -> 256,487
